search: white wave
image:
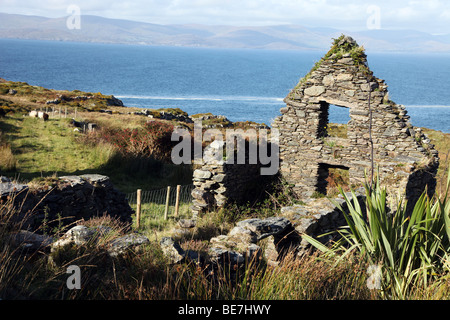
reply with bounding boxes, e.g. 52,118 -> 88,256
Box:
405,105 -> 450,108
115,94 -> 283,103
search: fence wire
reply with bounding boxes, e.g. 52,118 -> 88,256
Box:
126,184 -> 194,219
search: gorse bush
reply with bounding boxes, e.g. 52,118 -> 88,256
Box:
84,120 -> 175,161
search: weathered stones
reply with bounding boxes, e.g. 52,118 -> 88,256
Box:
236,217 -> 292,241
178,219 -> 197,229
0,176 -> 28,197
190,140 -> 275,217
107,233 -> 150,257
193,170 -> 212,180
304,86 -> 325,97
160,236 -> 201,264
9,230 -> 53,251
272,35 -> 438,206
47,225 -> 150,265
3,174 -> 134,232
51,225 -> 112,250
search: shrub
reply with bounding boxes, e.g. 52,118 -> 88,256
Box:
84,120 -> 175,162
303,169 -> 450,299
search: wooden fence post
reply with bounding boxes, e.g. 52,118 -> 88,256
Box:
136,189 -> 142,229
174,185 -> 181,217
164,186 -> 171,220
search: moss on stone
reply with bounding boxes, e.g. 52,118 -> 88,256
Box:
291,34 -> 370,96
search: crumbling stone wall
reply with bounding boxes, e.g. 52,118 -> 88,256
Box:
191,140 -> 275,217
2,174 -> 133,233
272,35 -> 439,205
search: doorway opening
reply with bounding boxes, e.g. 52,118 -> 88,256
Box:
316,163 -> 350,196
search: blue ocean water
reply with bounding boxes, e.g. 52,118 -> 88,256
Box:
0,39 -> 449,132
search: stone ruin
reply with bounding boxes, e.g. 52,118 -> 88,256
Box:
272,35 -> 439,208
177,35 -> 441,266
190,140 -> 274,217
192,35 -> 439,216
1,174 -> 133,232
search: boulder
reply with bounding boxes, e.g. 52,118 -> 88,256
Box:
107,233 -> 150,257
208,247 -> 244,266
10,230 -> 53,252
159,236 -> 201,264
236,217 -> 293,241
51,225 -> 112,250
160,237 -> 186,264
0,176 -> 28,197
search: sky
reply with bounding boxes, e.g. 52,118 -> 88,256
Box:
0,0 -> 449,34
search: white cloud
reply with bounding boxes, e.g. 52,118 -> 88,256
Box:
0,0 -> 449,33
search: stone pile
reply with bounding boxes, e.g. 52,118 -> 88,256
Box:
8,224 -> 150,264
162,191 -> 364,270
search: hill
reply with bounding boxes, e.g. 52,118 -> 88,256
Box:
1,12 -> 450,52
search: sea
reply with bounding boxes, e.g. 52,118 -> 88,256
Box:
0,38 -> 449,133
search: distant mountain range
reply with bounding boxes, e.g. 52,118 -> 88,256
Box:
1,12 -> 450,52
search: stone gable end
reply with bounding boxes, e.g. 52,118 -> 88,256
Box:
272,35 -> 439,206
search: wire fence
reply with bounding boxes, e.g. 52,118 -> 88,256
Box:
126,184 -> 195,221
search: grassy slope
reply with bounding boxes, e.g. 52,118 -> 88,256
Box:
0,79 -> 195,193
0,114 -> 195,193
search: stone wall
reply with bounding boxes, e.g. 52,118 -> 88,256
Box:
191,140 -> 275,217
272,35 -> 439,206
1,174 -> 133,233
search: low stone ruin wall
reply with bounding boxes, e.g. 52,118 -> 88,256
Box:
1,174 -> 133,233
190,141 -> 276,217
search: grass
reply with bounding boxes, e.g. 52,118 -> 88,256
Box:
1,80 -> 450,300
0,191 -> 373,300
422,128 -> 450,195
0,113 -> 193,193
0,115 -> 114,178
1,164 -> 450,300
303,169 -> 450,299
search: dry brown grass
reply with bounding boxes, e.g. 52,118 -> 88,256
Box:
0,130 -> 17,171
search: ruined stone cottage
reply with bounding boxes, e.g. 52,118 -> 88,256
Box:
272,35 -> 439,207
191,35 -> 439,216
